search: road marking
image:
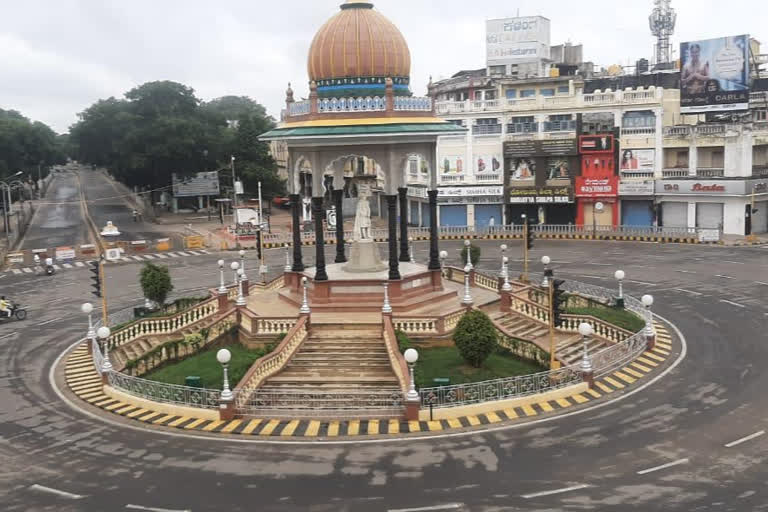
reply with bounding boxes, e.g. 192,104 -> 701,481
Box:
176,251 -> 191,256
130,256 -> 144,261
12,269 -> 22,274
674,288 -> 702,296
578,275 -> 606,280
756,282 -> 768,286
388,503 -> 464,512
723,260 -> 745,264
521,484 -> 591,499
626,279 -> 656,286
720,299 -> 746,308
675,269 -> 696,274
587,262 -> 612,266
143,254 -> 156,259
39,317 -> 64,326
125,505 -> 191,512
637,458 -> 689,475
155,254 -> 168,259
22,267 -> 33,273
725,430 -> 765,448
75,261 -> 85,267
167,252 -> 180,257
0,332 -> 18,340
121,257 -> 132,262
29,484 -> 85,499
715,275 -> 734,279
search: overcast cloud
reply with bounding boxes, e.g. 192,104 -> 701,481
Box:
0,0 -> 765,133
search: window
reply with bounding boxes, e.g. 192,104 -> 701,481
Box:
557,85 -> 570,94
490,65 -> 506,75
520,89 -> 536,98
474,91 -> 484,100
512,116 -> 535,124
753,110 -> 767,121
447,119 -> 465,126
485,90 -> 497,100
540,88 -> 555,97
408,158 -> 418,175
622,111 -> 655,128
505,89 -> 516,99
549,114 -> 572,121
475,118 -> 499,125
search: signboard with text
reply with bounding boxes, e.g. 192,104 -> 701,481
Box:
486,16 -> 550,65
618,180 -> 655,196
504,138 -> 577,158
620,149 -> 655,171
439,186 -> 503,197
575,176 -> 619,197
579,135 -> 614,154
172,171 -> 220,197
508,186 -> 572,204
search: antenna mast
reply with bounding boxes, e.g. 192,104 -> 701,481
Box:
649,0 -> 676,67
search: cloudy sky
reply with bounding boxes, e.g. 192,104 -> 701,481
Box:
1,0 -> 765,133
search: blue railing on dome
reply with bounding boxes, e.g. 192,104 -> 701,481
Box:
288,101 -> 311,116
393,96 -> 432,111
318,96 -> 386,113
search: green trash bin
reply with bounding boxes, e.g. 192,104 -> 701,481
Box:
185,376 -> 202,388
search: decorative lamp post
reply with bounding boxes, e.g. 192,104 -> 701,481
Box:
299,276 -> 311,314
541,255 -> 552,288
439,250 -> 448,276
502,256 -> 512,291
409,237 -> 416,264
614,270 -> 625,308
283,243 -> 292,272
642,294 -> 655,339
230,261 -> 240,288
97,326 -> 112,374
382,282 -> 393,314
236,268 -> 246,306
239,250 -> 248,282
217,259 -> 227,294
216,348 -> 233,402
463,240 -> 473,271
404,348 -> 419,402
81,302 -> 95,341
462,264 -> 473,306
578,322 -> 593,373
499,244 -> 508,278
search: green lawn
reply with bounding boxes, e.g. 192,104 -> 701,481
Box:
566,305 -> 645,332
415,345 -> 545,388
143,343 -> 269,390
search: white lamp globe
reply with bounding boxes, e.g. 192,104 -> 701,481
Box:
302,276 -> 308,284
578,322 -> 593,337
464,240 -> 470,247
216,348 -> 231,365
239,249 -> 245,257
439,250 -> 448,259
404,348 -> 418,364
96,326 -> 111,339
500,244 -> 507,251
81,303 -> 93,314
218,259 -> 225,268
503,256 -> 509,263
615,270 -> 625,281
237,268 -> 244,276
642,294 -> 654,307
464,264 -> 471,273
541,256 -> 551,265
230,261 -> 240,271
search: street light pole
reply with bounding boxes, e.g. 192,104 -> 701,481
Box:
230,156 -> 237,209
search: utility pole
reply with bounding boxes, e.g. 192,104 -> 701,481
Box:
230,155 -> 237,209
258,181 -> 266,280
521,214 -> 528,282
548,278 -> 556,370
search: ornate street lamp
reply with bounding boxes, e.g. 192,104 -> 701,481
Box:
216,348 -> 233,402
97,326 -> 112,373
462,264 -> 473,306
541,255 -> 552,288
614,270 -> 625,308
404,348 -> 419,402
217,259 -> 227,294
382,282 -> 393,314
578,322 -> 594,373
299,276 -> 311,314
81,302 -> 95,340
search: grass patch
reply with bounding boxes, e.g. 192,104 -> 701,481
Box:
143,343 -> 271,390
566,305 -> 645,332
415,345 -> 545,388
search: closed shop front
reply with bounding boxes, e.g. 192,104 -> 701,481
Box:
439,205 -> 467,226
583,201 -> 615,227
752,201 -> 768,234
661,201 -> 688,228
621,200 -> 654,227
695,202 -> 724,229
475,204 -> 503,228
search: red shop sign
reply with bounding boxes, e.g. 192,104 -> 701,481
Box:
575,176 -> 619,197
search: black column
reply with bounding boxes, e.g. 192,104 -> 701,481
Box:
312,197 -> 328,281
289,193 -> 304,272
333,189 -> 347,263
398,187 -> 409,262
427,190 -> 440,270
386,195 -> 401,280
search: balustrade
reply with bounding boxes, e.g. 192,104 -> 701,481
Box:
318,96 -> 386,113
393,318 -> 439,335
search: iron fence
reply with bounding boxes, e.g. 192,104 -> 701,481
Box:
107,371 -> 222,409
238,389 -> 405,417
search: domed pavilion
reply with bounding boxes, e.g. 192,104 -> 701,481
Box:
260,0 -> 465,285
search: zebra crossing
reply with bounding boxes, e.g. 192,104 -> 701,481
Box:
8,250 -> 209,275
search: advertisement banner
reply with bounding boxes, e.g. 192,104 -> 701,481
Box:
620,149 -> 655,171
680,35 -> 750,113
474,154 -> 502,174
504,139 -> 577,158
440,155 -> 466,174
486,16 -> 550,65
508,186 -> 572,204
618,180 -> 655,196
172,171 -> 220,197
546,157 -> 571,179
509,158 -> 536,181
579,135 -> 614,153
575,176 -> 619,197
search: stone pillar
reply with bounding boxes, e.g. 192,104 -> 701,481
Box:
405,400 -> 420,421
427,190 -> 440,270
289,194 -> 304,272
219,400 -> 236,421
312,197 -> 328,281
217,291 -> 229,310
333,189 -> 346,263
386,195 -> 401,280
398,187 -> 409,262
241,279 -> 250,297
582,370 -> 595,389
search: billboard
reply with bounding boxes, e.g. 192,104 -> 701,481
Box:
172,171 -> 220,197
486,16 -> 550,65
503,138 -> 577,157
440,155 -> 466,174
474,154 -> 502,174
680,35 -> 750,113
619,149 -> 655,171
575,176 -> 619,198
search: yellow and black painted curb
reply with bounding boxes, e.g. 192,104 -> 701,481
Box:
64,324 -> 674,439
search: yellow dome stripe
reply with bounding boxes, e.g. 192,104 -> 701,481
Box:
281,117 -> 448,128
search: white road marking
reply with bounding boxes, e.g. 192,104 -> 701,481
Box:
125,505 -> 191,512
199,249 -> 209,254
756,282 -> 768,286
674,288 -> 703,296
586,262 -> 612,266
720,299 -> 746,308
725,430 -> 765,448
75,261 -> 85,267
176,251 -> 191,256
626,279 -> 655,286
38,317 -> 64,326
22,268 -> 33,273
675,269 -> 696,274
715,275 -> 734,279
29,484 -> 85,499
723,260 -> 745,264
130,255 -> 144,261
121,257 -> 132,262
143,254 -> 156,259
155,254 -> 168,259
0,332 -> 18,340
578,275 -> 607,280
12,269 -> 22,274
388,504 -> 464,512
53,264 -> 61,270
521,484 -> 592,499
63,263 -> 73,268
166,252 -> 180,257
637,458 -> 689,475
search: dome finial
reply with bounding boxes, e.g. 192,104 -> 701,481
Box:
341,0 -> 374,9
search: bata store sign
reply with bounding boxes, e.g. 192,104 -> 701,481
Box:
575,176 -> 618,197
655,180 -> 749,195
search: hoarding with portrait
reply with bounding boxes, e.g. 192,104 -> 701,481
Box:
619,149 -> 655,171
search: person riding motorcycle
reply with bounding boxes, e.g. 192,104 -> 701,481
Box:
0,296 -> 10,318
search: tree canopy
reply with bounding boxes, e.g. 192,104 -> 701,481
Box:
0,108 -> 66,181
69,81 -> 284,197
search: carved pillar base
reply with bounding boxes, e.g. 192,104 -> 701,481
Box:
405,400 -> 420,421
241,279 -> 250,297
219,400 -> 236,421
217,292 -> 229,310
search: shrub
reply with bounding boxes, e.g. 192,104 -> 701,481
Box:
140,262 -> 174,307
453,310 -> 498,367
460,243 -> 481,267
395,330 -> 412,353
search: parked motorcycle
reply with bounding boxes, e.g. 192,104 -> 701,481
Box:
0,302 -> 27,321
45,257 -> 54,276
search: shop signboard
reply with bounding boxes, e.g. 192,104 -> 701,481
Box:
508,186 -> 572,204
680,35 -> 750,114
439,186 -> 504,197
172,171 -> 220,197
575,176 -> 619,197
486,16 -> 550,65
618,180 -> 655,196
504,138 -> 577,158
579,134 -> 614,153
619,149 -> 655,171
656,180 -> 752,195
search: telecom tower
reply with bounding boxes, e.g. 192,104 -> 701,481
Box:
649,0 -> 676,67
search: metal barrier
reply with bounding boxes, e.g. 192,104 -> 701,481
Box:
237,389 -> 404,417
107,370 -> 222,409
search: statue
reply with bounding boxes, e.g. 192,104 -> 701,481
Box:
353,185 -> 372,241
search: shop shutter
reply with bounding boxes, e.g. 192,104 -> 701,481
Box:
439,205 -> 468,227
584,203 -> 613,227
695,203 -> 723,229
621,201 -> 654,227
661,202 -> 687,228
474,204 -> 503,229
751,201 -> 767,234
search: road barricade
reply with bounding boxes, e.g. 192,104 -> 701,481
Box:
130,240 -> 148,252
156,238 -> 171,251
55,246 -> 76,262
184,235 -> 205,249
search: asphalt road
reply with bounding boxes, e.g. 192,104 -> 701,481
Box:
1,240 -> 767,511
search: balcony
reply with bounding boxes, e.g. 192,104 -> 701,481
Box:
621,127 -> 656,136
662,168 -> 690,178
472,124 -> 503,135
439,174 -> 466,184
696,167 -> 725,178
542,120 -> 576,132
664,126 -> 692,137
471,99 -> 499,111
406,186 -> 428,198
620,170 -> 655,179
475,173 -> 503,183
506,122 -> 538,134
407,172 -> 429,185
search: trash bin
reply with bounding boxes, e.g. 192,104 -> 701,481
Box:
185,376 -> 202,388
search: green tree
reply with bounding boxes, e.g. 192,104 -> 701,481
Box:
140,263 -> 174,307
453,310 -> 498,368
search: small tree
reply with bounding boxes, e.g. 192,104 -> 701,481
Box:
453,310 -> 497,367
460,243 -> 481,267
140,263 -> 174,308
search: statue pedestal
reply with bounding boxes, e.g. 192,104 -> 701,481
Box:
343,239 -> 387,273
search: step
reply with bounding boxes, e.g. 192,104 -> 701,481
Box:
268,373 -> 399,383
558,338 -> 607,360
300,343 -> 387,351
292,353 -> 389,361
308,330 -> 382,340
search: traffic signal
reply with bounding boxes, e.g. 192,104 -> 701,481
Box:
89,261 -> 101,298
552,278 -> 567,327
526,219 -> 536,250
